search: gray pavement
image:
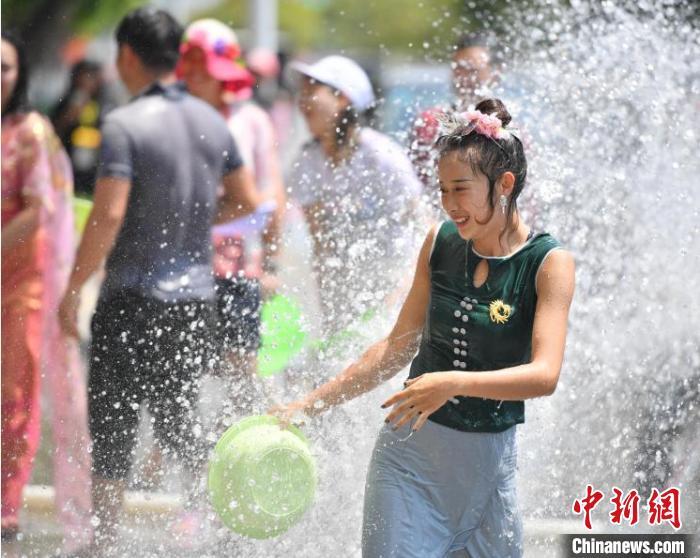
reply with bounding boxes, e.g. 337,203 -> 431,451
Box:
1,507 -> 568,557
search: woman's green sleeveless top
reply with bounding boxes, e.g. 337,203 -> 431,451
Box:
409,221 -> 561,432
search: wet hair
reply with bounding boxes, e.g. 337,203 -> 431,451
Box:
435,98 -> 527,235
115,7 -> 183,73
334,103 -> 359,146
454,32 -> 493,52
333,101 -> 379,148
69,60 -> 102,88
1,30 -> 30,117
453,32 -> 501,66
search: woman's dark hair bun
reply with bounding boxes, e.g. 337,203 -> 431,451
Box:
474,98 -> 511,127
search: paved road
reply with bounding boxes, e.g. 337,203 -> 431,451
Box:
2,511 -> 568,557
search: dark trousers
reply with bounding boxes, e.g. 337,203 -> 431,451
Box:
88,290 -> 215,480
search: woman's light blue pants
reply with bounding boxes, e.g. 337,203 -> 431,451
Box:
362,420 -> 522,558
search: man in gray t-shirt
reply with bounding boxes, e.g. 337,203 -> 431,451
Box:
97,81 -> 243,302
57,8 -> 260,551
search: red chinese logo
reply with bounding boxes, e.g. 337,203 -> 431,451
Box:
573,486 -> 682,530
648,487 -> 682,530
609,487 -> 640,526
572,484 -> 604,530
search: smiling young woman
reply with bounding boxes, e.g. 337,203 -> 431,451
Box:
273,98 -> 575,558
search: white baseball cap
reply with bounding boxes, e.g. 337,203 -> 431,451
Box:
291,55 -> 375,111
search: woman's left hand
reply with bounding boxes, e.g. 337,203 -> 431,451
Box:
382,372 -> 461,432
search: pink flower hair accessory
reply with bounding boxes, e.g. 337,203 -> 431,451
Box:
458,110 -> 510,139
438,109 -> 512,141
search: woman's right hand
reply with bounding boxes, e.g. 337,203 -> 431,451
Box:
58,288 -> 81,339
268,399 -> 312,429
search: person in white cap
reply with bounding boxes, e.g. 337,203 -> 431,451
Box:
289,54 -> 424,339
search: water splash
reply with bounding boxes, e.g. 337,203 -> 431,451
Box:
214,2 -> 700,554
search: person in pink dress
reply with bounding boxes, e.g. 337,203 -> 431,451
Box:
1,31 -> 92,549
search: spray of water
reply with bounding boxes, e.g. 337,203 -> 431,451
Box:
506,0 -> 700,527
184,3 -> 700,555
208,3 -> 700,556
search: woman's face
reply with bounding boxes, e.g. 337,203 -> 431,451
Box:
297,77 -> 348,138
1,39 -> 19,113
437,151 -> 501,241
75,69 -> 102,96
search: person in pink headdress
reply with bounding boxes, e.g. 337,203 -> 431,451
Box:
177,19 -> 285,404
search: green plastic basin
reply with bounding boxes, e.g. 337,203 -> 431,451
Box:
208,415 -> 317,539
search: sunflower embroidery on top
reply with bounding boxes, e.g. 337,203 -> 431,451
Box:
489,299 -> 511,324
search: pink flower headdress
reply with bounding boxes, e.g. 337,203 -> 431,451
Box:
438,109 -> 512,141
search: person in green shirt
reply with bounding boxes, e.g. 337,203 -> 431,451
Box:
273,98 -> 575,558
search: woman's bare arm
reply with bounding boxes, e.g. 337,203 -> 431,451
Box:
273,226 -> 437,419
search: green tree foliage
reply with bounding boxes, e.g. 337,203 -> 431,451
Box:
2,0 -> 146,66
2,0 -> 145,34
197,0 -> 514,56
2,0 -> 518,65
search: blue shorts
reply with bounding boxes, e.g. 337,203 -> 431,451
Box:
362,420 -> 522,558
